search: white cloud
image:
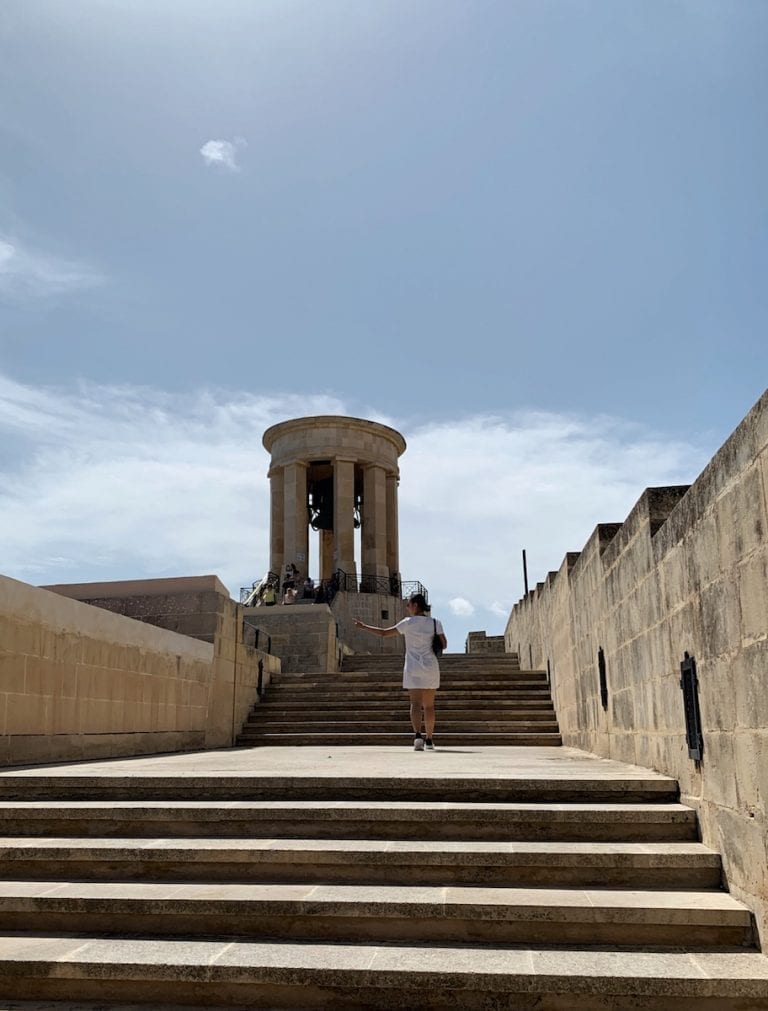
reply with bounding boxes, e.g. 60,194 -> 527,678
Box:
199,137 -> 246,172
448,596 -> 475,617
0,236 -> 100,300
0,375 -> 708,647
397,410 -> 706,644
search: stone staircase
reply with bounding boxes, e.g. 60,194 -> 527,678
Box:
0,746 -> 767,1008
237,652 -> 563,747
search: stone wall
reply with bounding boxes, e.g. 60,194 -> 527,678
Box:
504,389 -> 768,943
331,591 -> 408,656
465,631 -> 507,654
0,574 -> 213,766
43,576 -> 280,750
243,603 -> 340,673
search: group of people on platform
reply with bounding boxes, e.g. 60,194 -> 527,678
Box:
251,564 -> 338,607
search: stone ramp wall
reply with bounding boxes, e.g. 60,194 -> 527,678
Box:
504,388 -> 768,944
0,574 -> 213,766
42,575 -> 280,752
1,574 -> 281,766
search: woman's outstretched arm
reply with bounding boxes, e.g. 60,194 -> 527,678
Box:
353,619 -> 400,638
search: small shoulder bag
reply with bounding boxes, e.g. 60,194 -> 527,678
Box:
431,618 -> 443,657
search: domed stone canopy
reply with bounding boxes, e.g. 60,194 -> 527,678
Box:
263,416 -> 406,584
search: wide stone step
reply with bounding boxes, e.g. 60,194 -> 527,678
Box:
280,671 -> 541,679
249,708 -> 557,721
270,675 -> 545,683
237,732 -> 563,746
342,655 -> 523,665
0,881 -> 751,947
0,770 -> 678,803
266,689 -> 553,702
4,937 -> 768,1010
267,686 -> 550,696
255,699 -> 556,712
238,721 -> 561,734
267,679 -> 548,691
0,801 -> 696,840
0,838 -> 722,888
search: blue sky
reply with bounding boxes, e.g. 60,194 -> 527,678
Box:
1,1 -> 766,646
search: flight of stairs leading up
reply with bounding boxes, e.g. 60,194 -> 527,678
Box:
0,754 -> 767,1009
237,652 -> 562,747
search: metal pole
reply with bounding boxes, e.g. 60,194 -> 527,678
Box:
522,549 -> 529,595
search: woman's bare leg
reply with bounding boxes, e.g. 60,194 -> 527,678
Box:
422,689 -> 436,738
408,689 -> 424,734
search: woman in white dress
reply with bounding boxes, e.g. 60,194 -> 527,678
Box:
354,593 -> 447,751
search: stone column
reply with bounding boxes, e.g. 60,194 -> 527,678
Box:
269,466 -> 285,577
282,461 -> 309,580
333,457 -> 357,584
362,464 -> 389,580
386,471 -> 400,582
319,530 -> 334,582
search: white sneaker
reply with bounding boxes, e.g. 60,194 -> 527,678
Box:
424,738 -> 435,751
413,735 -> 425,751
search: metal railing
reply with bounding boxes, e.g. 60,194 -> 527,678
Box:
240,572 -> 279,605
240,570 -> 427,603
335,570 -> 428,602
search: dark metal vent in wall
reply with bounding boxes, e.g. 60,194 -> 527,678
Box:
597,647 -> 608,710
680,652 -> 704,761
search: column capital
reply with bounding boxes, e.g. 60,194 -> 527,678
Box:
267,464 -> 284,479
334,455 -> 358,464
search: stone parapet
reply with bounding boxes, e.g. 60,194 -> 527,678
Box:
1,574 -> 282,760
243,604 -> 339,673
503,388 -> 768,945
330,590 -> 408,656
465,631 -> 507,654
0,574 -> 214,767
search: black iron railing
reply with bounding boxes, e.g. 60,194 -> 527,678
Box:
335,570 -> 428,601
240,572 -> 279,605
241,570 -> 427,603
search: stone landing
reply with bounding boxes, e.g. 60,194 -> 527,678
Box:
0,747 -> 767,1009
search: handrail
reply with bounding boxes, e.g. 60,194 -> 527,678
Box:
334,570 -> 428,602
240,570 -> 428,603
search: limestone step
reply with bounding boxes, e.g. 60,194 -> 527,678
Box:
0,838 -> 722,888
254,699 -> 555,711
238,720 -> 561,734
237,732 -> 563,746
272,671 -> 541,679
0,772 -> 679,803
342,655 -> 522,666
249,708 -> 557,721
0,801 -> 696,840
265,689 -> 552,702
0,881 -> 752,947
335,670 -> 530,680
4,937 -> 768,1010
267,680 -> 548,692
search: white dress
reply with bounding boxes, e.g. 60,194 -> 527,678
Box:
396,615 -> 444,689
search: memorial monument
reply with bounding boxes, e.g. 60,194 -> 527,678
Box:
262,415 -> 406,587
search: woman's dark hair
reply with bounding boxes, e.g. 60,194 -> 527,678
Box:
408,592 -> 429,614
